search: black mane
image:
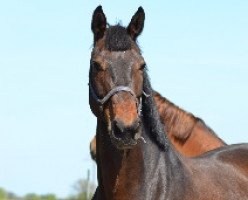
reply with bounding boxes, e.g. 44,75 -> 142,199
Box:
105,25 -> 131,51
142,70 -> 169,151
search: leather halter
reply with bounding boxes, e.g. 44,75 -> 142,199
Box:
89,82 -> 150,115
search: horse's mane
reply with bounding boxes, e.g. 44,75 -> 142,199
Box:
153,91 -> 196,140
142,71 -> 168,151
153,91 -> 225,144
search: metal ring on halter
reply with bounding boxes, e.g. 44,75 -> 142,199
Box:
142,91 -> 150,98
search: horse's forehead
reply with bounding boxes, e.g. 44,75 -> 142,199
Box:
94,49 -> 143,63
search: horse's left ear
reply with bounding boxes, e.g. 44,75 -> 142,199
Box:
127,7 -> 145,41
91,6 -> 107,43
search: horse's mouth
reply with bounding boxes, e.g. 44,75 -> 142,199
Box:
110,130 -> 139,150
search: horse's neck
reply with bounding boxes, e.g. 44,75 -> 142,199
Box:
154,93 -> 220,141
96,120 -> 185,200
154,92 -> 197,140
182,120 -> 225,155
154,93 -> 225,156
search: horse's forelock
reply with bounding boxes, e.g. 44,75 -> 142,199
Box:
105,25 -> 132,51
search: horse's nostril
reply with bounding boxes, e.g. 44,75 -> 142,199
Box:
112,119 -> 140,139
112,120 -> 124,139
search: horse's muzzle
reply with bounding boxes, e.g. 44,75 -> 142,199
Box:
110,118 -> 141,149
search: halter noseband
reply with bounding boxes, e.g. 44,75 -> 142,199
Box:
89,82 -> 149,115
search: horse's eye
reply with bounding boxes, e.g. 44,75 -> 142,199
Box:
91,61 -> 102,71
139,64 -> 146,70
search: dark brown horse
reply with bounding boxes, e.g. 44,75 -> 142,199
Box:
90,90 -> 225,160
89,6 -> 248,200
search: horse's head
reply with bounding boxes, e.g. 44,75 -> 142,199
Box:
89,6 -> 146,149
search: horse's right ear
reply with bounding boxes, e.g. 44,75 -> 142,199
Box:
91,6 -> 107,43
127,7 -> 145,41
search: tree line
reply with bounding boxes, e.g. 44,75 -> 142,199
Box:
0,179 -> 96,200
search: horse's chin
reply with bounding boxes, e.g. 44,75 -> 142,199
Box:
110,131 -> 138,150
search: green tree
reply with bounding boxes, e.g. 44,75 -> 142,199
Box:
0,188 -> 7,200
72,179 -> 96,200
40,194 -> 56,200
7,192 -> 18,200
24,193 -> 40,200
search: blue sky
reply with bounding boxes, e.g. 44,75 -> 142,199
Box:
0,0 -> 247,198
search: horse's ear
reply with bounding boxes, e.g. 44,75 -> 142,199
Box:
91,6 -> 107,43
127,7 -> 145,41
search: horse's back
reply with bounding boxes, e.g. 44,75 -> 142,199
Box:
214,144 -> 248,175
185,144 -> 248,200
198,143 -> 248,175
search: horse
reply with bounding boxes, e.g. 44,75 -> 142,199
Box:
89,90 -> 226,160
89,6 -> 248,199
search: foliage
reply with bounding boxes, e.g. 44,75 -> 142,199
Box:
72,179 -> 96,200
0,178 -> 96,200
41,194 -> 56,200
24,194 -> 40,200
0,188 -> 7,200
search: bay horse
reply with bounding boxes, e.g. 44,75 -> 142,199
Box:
89,6 -> 248,200
89,90 -> 226,160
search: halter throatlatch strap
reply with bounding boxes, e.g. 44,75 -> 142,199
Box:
89,82 -> 149,115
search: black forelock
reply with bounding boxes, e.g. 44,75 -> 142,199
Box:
105,25 -> 131,51
142,70 -> 169,151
